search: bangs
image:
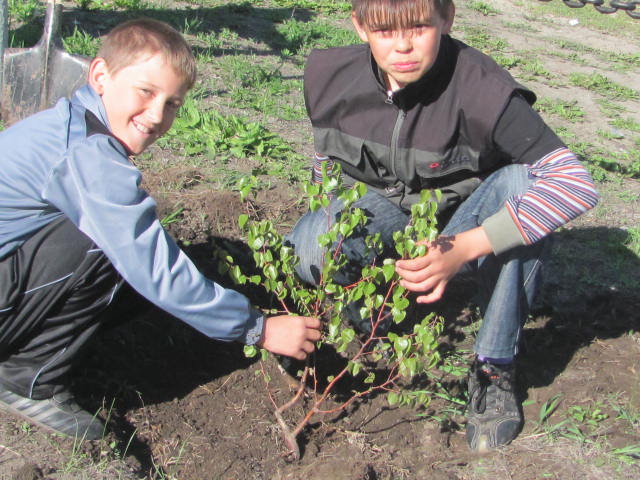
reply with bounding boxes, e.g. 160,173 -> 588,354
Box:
353,0 -> 437,30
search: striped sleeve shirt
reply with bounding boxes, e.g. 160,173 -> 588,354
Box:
506,147 -> 599,244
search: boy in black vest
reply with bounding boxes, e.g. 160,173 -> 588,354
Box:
287,0 -> 598,452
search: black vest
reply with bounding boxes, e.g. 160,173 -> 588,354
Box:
304,35 -> 535,214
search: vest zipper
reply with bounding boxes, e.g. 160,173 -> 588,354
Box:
385,90 -> 393,104
390,109 -> 406,178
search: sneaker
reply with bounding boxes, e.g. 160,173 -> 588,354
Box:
465,359 -> 522,452
0,384 -> 104,440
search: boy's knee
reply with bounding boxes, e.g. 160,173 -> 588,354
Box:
487,164 -> 532,197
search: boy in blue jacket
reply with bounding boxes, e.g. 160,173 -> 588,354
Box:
288,0 -> 598,452
0,18 -> 320,440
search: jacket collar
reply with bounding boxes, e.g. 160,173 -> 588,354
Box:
71,84 -> 111,130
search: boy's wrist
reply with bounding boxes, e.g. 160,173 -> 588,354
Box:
243,309 -> 265,345
481,207 -> 527,255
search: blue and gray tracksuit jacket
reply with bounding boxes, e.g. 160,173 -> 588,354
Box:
0,85 -> 263,344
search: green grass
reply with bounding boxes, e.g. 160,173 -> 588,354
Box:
528,0 -> 639,36
156,95 -> 308,183
610,116 -> 640,133
536,98 -> 585,122
264,0 -> 351,13
214,55 -> 305,120
458,26 -> 509,56
467,1 -> 500,16
274,18 -> 359,55
569,72 -> 639,100
624,227 -> 640,256
597,98 -> 628,118
62,27 -> 101,57
8,0 -> 39,23
74,0 -> 150,10
517,56 -> 553,80
158,96 -> 292,158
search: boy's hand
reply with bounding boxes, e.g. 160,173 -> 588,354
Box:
395,227 -> 492,304
256,315 -> 321,360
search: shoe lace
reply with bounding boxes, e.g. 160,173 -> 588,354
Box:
469,363 -> 513,414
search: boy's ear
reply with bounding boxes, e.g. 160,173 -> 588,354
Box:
351,12 -> 370,43
442,2 -> 456,35
87,57 -> 110,95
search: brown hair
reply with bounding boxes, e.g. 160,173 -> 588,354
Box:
96,18 -> 197,89
352,0 -> 453,31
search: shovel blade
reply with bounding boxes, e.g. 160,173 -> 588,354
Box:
1,46 -> 89,124
0,1 -> 90,125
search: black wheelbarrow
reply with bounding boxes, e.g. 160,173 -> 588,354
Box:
0,0 -> 90,125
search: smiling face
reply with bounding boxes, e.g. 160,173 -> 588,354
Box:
88,52 -> 189,155
352,3 -> 454,91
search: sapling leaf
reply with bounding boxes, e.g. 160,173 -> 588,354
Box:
382,263 -> 396,282
244,345 -> 258,358
347,361 -> 362,376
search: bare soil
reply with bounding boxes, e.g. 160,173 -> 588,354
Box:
1,1 -> 639,479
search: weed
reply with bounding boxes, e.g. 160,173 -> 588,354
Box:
610,117 -> 640,133
569,73 -> 639,101
150,435 -> 192,480
216,55 -> 305,119
112,0 -> 148,9
567,403 -> 608,428
74,0 -> 149,10
597,98 -> 627,118
62,27 -> 101,57
158,96 -> 297,162
597,128 -> 625,141
552,38 -> 594,55
160,204 -> 186,228
8,0 -> 39,24
459,26 -> 508,56
533,393 -> 564,434
493,54 -> 521,70
274,18 -> 359,56
467,1 -> 499,16
624,227 -> 640,257
267,0 -> 351,13
182,15 -> 204,36
610,443 -> 640,463
19,422 -> 32,434
609,52 -> 640,71
536,98 -> 584,122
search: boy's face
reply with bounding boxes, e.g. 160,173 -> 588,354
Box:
88,52 -> 189,155
352,4 -> 454,91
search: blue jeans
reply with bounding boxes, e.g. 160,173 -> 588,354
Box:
287,165 -> 550,358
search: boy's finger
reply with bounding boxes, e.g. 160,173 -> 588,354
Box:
302,341 -> 315,354
396,266 -> 430,283
395,255 -> 429,271
305,316 -> 321,329
416,284 -> 446,304
399,276 -> 437,293
306,328 -> 322,341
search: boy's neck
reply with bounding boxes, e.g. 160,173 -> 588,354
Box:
383,72 -> 405,92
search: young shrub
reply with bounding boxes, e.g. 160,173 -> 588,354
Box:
218,166 -> 444,460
